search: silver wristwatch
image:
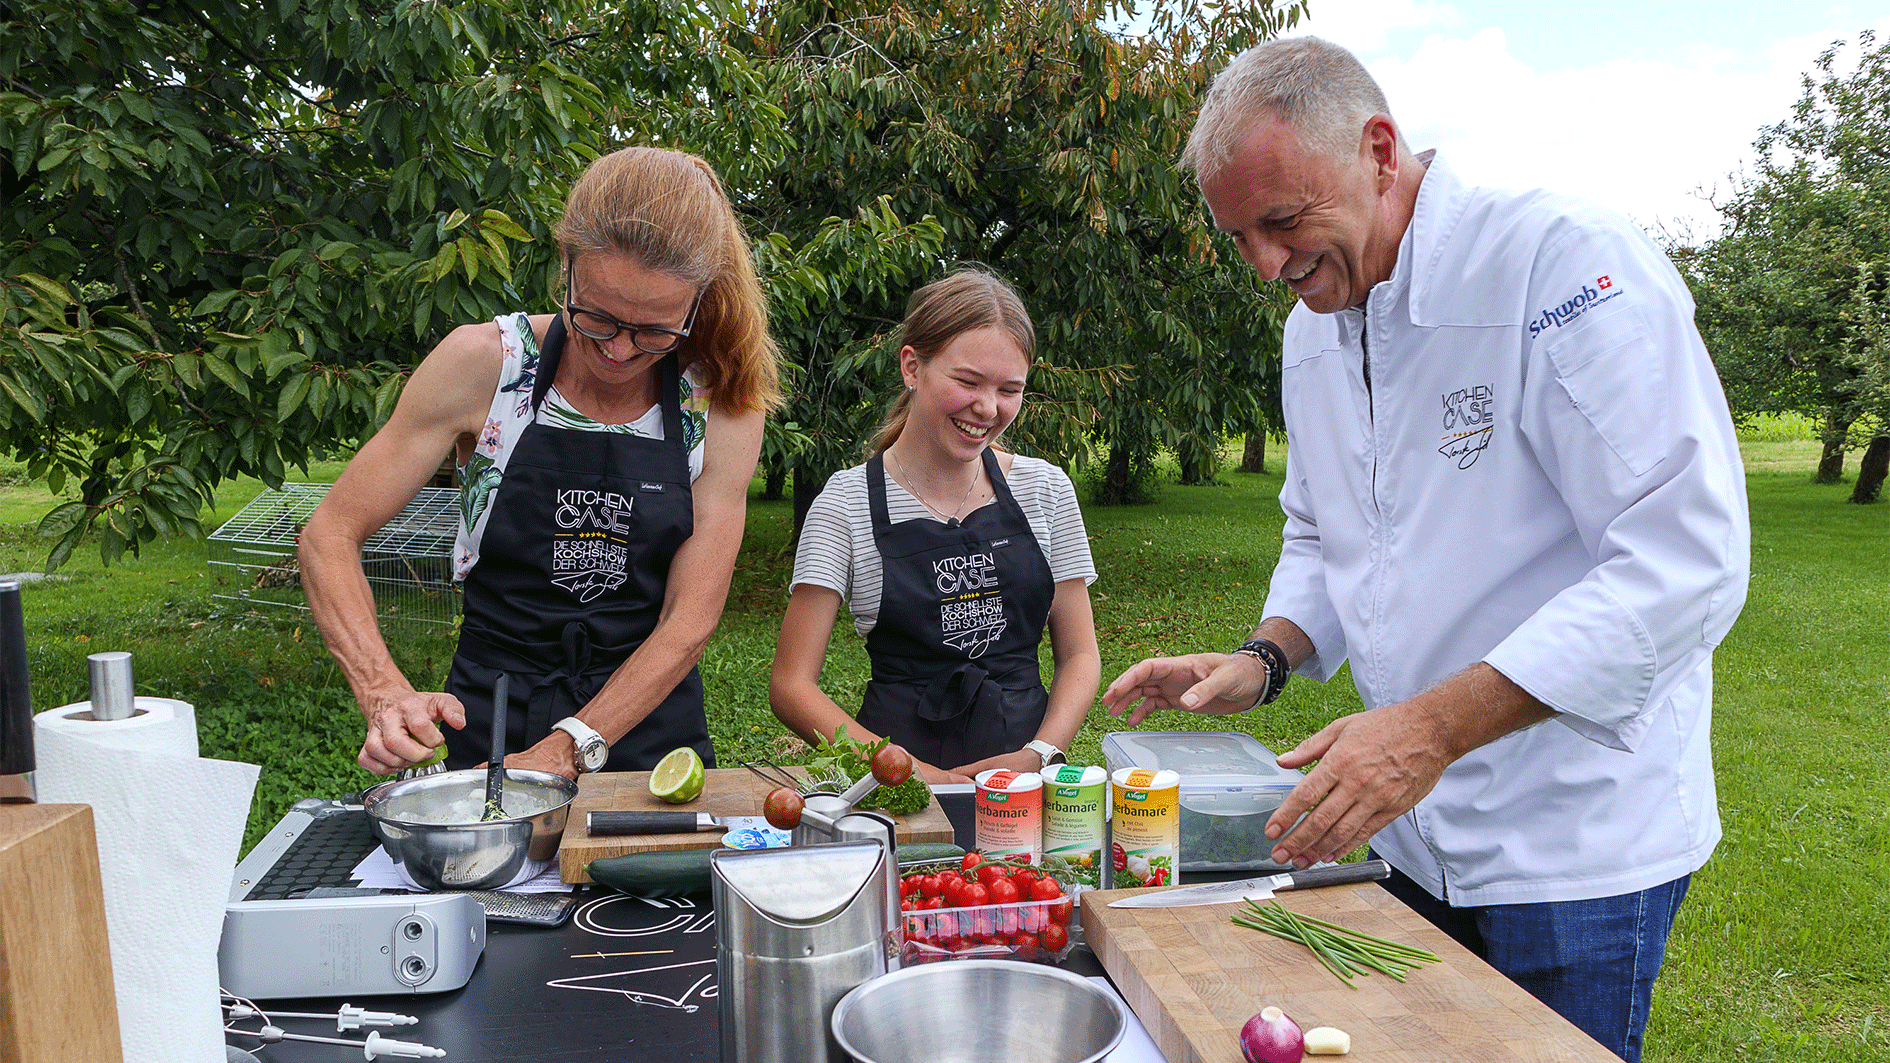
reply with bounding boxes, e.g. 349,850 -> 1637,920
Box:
1023,739 -> 1066,769
551,717 -> 609,773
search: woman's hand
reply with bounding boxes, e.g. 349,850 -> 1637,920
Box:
917,759 -> 975,785
949,749 -> 1040,779
359,690 -> 467,774
504,738 -> 581,782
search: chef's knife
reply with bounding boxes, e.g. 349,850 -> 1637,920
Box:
1106,859 -> 1391,908
587,810 -> 768,836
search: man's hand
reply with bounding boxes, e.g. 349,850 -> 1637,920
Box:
1263,705 -> 1453,868
1264,664 -> 1555,868
1100,652 -> 1268,725
358,691 -> 467,775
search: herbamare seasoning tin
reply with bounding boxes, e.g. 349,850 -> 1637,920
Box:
1109,767 -> 1180,889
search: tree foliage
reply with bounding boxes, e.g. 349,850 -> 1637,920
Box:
1682,30 -> 1890,495
2,0 -> 1304,568
726,0 -> 1300,522
0,0 -> 768,565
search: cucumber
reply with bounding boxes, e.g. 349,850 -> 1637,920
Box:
586,842 -> 968,897
586,849 -> 713,897
894,842 -> 966,868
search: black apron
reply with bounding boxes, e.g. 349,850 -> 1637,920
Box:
855,448 -> 1056,768
443,316 -> 712,773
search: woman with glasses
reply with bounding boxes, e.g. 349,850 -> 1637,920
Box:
769,270 -> 1100,784
301,146 -> 779,779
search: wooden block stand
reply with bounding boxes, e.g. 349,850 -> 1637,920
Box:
0,804 -> 123,1063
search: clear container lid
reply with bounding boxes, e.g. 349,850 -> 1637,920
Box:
1101,731 -> 1302,786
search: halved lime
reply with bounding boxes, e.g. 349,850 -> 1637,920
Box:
650,747 -> 705,804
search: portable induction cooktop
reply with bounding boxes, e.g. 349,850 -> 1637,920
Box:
229,797 -> 577,925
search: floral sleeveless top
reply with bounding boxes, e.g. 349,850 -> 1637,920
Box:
452,313 -> 710,580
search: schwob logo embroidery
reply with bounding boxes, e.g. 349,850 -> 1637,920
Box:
1527,275 -> 1621,337
550,487 -> 633,601
1439,384 -> 1495,469
934,552 -> 1007,658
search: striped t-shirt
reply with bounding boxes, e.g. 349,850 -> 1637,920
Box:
790,454 -> 1097,637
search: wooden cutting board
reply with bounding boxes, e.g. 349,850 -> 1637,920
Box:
1080,882 -> 1620,1063
558,769 -> 956,883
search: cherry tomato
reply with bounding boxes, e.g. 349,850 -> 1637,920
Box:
1049,896 -> 1074,925
1029,876 -> 1063,901
763,787 -> 805,830
961,852 -> 984,873
1039,922 -> 1069,953
976,864 -> 1006,888
917,875 -> 941,899
963,882 -> 989,907
942,879 -> 966,908
988,878 -> 1019,904
901,897 -> 915,911
871,742 -> 914,785
1010,931 -> 1040,959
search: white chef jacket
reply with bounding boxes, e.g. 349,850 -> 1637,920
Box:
1260,154 -> 1751,906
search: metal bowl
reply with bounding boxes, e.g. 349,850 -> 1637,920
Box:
362,768 -> 577,891
831,960 -> 1126,1063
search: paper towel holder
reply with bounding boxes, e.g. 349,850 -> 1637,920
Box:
75,651 -> 142,723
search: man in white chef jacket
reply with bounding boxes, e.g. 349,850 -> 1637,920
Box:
1101,37 -> 1749,1062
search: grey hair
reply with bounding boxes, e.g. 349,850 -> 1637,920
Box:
1181,36 -> 1395,182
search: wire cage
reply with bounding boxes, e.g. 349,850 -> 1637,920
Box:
207,483 -> 461,627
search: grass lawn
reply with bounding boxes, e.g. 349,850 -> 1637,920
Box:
0,425 -> 1882,1060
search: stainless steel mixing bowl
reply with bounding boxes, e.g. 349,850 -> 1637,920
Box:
830,960 -> 1126,1063
362,768 -> 577,891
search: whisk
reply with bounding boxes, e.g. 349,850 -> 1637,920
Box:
741,759 -> 851,795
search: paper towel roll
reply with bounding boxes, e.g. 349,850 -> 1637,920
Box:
35,697 -> 260,1063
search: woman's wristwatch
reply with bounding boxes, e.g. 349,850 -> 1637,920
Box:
551,717 -> 610,773
1231,637 -> 1291,709
1023,739 -> 1066,769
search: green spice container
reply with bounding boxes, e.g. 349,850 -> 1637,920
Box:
1040,765 -> 1106,889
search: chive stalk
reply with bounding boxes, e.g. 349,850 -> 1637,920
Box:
1231,900 -> 1440,988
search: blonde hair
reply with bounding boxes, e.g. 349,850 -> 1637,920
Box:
1181,36 -> 1396,184
554,146 -> 782,413
868,269 -> 1035,456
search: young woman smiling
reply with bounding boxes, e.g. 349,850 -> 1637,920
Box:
769,270 -> 1100,784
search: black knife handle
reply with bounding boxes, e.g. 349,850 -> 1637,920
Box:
1280,859 -> 1392,891
588,810 -> 707,835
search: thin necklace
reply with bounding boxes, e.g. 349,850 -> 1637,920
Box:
889,449 -> 980,528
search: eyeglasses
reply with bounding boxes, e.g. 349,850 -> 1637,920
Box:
564,286 -> 703,355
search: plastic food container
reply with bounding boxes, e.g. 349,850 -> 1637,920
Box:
1101,731 -> 1304,873
897,861 -> 1080,965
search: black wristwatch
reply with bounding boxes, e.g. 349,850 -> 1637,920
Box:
1232,637 -> 1291,709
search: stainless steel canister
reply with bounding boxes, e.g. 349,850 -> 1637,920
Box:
713,841 -> 894,1063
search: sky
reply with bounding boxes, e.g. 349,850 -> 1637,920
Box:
1274,0 -> 1890,242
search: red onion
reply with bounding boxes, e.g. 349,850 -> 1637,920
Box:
1240,1006 -> 1303,1063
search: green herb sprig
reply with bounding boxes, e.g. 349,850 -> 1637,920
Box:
1231,900 -> 1440,988
807,727 -> 931,817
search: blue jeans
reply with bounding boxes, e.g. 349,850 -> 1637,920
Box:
1374,857 -> 1689,1063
